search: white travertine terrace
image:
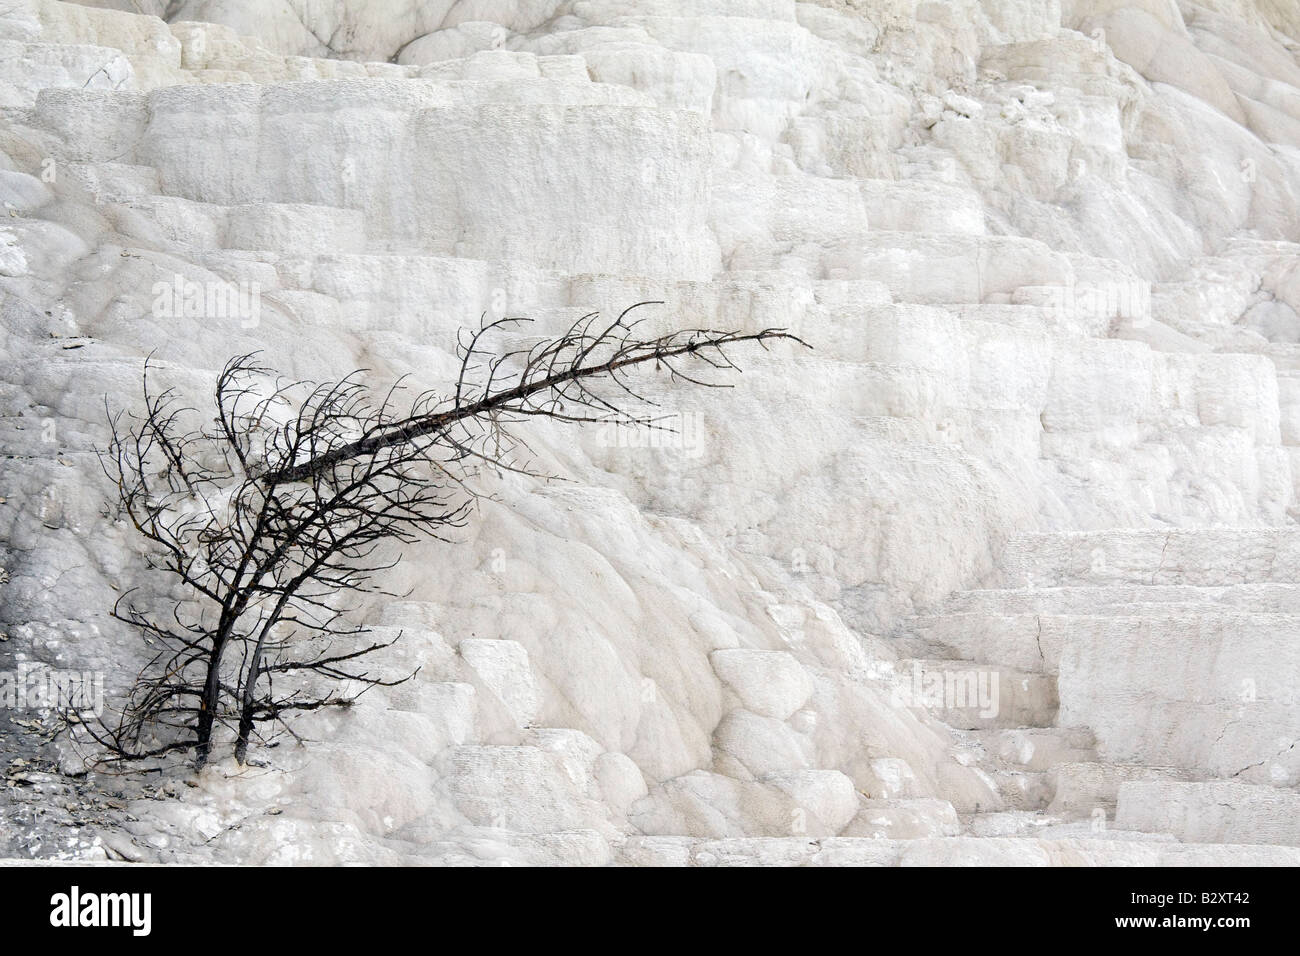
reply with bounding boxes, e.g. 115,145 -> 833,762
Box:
2,0 -> 1300,864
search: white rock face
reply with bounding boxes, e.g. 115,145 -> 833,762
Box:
710,648 -> 814,719
2,0 -> 1300,865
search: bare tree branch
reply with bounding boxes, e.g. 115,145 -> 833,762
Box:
78,303 -> 808,769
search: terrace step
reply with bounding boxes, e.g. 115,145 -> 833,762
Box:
1115,780 -> 1300,846
965,727 -> 1098,773
1058,610 -> 1300,783
615,835 -> 1300,866
995,530 -> 1300,588
1046,761 -> 1198,818
105,195 -> 368,255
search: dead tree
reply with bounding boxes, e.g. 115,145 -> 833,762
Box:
82,303 -> 806,769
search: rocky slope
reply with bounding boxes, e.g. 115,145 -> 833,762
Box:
1,0 -> 1299,864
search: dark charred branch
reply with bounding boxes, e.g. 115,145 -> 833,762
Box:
79,303 -> 807,770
